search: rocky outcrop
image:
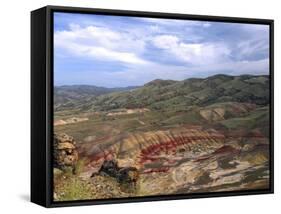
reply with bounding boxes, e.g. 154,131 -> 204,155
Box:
53,133 -> 78,173
91,159 -> 139,189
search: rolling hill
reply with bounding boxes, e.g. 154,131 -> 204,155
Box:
54,85 -> 138,111
55,74 -> 269,112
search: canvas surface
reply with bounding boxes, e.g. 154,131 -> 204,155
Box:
52,12 -> 271,202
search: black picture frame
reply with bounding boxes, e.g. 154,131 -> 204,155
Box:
31,5 -> 274,208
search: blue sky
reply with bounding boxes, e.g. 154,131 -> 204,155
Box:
54,12 -> 269,87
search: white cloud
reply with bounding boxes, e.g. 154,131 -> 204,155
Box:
54,24 -> 148,64
152,35 -> 179,49
152,34 -> 230,65
54,16 -> 269,87
141,17 -> 210,28
236,38 -> 268,59
203,23 -> 211,28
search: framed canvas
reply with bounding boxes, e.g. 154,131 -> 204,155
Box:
31,5 -> 274,207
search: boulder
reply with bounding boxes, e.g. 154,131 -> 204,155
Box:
91,159 -> 139,187
98,159 -> 119,177
117,167 -> 139,184
53,133 -> 78,173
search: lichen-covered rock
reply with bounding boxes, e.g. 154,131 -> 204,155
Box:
53,133 -> 78,173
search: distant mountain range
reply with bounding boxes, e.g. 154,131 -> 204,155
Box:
54,74 -> 270,112
54,85 -> 138,111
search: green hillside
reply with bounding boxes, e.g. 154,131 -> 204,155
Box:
54,85 -> 138,111
68,74 -> 269,112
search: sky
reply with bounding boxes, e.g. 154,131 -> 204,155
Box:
54,12 -> 270,87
